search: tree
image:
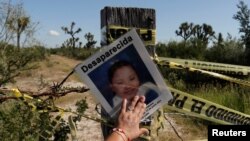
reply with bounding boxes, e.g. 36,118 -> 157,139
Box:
7,16 -> 30,49
217,33 -> 224,45
233,0 -> 250,65
1,1 -> 37,49
176,22 -> 216,45
0,1 -> 41,86
192,23 -> 215,45
84,32 -> 97,49
61,22 -> 82,49
206,35 -> 244,65
0,0 -> 13,43
175,22 -> 215,59
175,22 -> 194,41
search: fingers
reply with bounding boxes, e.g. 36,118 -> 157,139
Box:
138,103 -> 146,118
139,128 -> 149,136
121,98 -> 127,114
138,96 -> 146,116
133,97 -> 146,115
129,95 -> 145,111
133,102 -> 146,118
122,96 -> 145,114
117,96 -> 147,140
129,95 -> 139,111
139,96 -> 145,103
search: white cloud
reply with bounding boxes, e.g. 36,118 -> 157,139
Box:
49,30 -> 60,36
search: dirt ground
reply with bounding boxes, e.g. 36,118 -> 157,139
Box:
6,55 -> 207,141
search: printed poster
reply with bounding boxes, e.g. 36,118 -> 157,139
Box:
75,29 -> 172,120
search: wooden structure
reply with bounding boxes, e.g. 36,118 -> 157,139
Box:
100,6 -> 156,56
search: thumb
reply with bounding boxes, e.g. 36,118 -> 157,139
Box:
139,128 -> 149,136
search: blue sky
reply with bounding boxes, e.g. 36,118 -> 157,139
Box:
12,0 -> 250,48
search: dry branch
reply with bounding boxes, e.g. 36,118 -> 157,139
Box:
0,86 -> 89,102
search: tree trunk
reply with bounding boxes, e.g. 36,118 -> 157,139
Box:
17,32 -> 20,50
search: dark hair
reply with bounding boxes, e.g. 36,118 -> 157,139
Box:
108,60 -> 138,83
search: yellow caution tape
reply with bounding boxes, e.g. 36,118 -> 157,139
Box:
9,89 -> 109,124
10,88 -> 65,140
158,57 -> 250,76
7,83 -> 250,139
9,85 -> 250,126
6,88 -> 113,139
101,25 -> 156,46
167,87 -> 250,125
12,88 -> 22,97
12,88 -> 37,111
156,60 -> 250,87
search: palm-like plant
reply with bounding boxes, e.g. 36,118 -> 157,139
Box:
6,16 -> 30,49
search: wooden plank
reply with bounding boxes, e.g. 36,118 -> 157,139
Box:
101,6 -> 156,29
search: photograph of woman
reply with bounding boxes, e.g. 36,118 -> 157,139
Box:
108,60 -> 159,107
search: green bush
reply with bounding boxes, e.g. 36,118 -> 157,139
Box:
0,100 -> 50,141
49,46 -> 100,60
156,39 -> 207,60
0,43 -> 48,86
205,38 -> 245,65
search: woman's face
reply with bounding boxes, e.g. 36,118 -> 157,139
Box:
110,65 -> 140,100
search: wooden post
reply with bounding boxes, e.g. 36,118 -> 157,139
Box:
100,7 -> 161,140
100,6 -> 156,56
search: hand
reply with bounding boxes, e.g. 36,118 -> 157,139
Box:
117,95 -> 149,140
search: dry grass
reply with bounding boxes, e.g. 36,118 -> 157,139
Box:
159,108 -> 207,141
